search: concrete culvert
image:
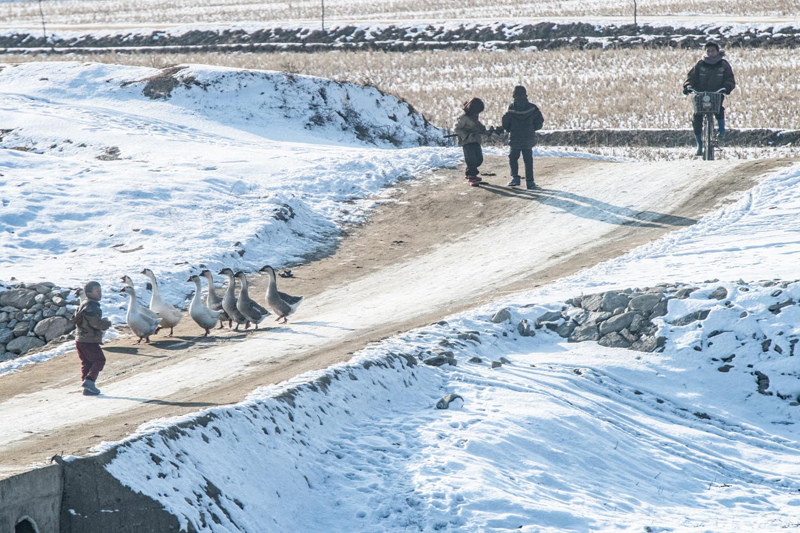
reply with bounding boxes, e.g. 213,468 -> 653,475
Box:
15,517 -> 39,533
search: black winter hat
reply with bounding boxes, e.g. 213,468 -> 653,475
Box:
463,97 -> 485,116
704,41 -> 720,52
513,85 -> 527,98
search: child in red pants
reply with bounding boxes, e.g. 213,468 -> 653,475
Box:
72,281 -> 111,396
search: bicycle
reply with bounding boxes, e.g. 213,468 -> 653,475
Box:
688,88 -> 725,161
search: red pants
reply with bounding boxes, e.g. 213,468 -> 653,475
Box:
76,342 -> 106,382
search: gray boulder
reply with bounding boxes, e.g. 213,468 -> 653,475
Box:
517,319 -> 534,337
556,321 -> 577,338
570,324 -> 599,342
436,394 -> 464,410
7,336 -> 45,355
0,328 -> 14,344
33,316 -> 75,343
629,314 -> 650,333
423,355 -> 457,367
709,286 -> 728,300
535,310 -> 563,328
598,332 -> 631,348
12,322 -> 30,337
670,310 -> 710,326
581,294 -> 604,312
601,291 -> 630,312
599,312 -> 636,336
29,282 -> 55,294
52,296 -> 67,307
650,299 -> 669,318
675,287 -> 698,299
0,289 -> 38,310
628,293 -> 662,314
491,308 -> 512,324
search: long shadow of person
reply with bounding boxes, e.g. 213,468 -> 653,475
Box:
479,183 -> 696,228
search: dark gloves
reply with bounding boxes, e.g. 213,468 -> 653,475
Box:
683,85 -> 692,95
487,126 -> 504,135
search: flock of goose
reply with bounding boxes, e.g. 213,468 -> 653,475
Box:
118,266 -> 303,344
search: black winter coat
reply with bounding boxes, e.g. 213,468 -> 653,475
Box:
683,58 -> 736,94
501,99 -> 544,149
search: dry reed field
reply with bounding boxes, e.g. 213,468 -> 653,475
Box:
8,48 -> 798,133
1,0 -> 796,27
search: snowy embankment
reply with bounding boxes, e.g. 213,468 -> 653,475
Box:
92,164 -> 800,531
0,61 -> 453,325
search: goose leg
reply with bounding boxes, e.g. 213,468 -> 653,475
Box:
203,329 -> 210,337
168,327 -> 174,337
245,322 -> 251,330
136,337 -> 143,345
154,326 -> 162,334
144,337 -> 151,344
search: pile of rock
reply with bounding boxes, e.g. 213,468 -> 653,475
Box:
529,284 -> 701,352
0,282 -> 79,361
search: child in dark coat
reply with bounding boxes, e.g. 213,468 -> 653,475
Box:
72,280 -> 111,396
502,86 -> 544,189
453,97 -> 487,186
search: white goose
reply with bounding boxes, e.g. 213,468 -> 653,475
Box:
120,286 -> 161,344
141,268 -> 183,336
187,275 -> 223,336
200,269 -> 229,328
259,265 -> 303,324
218,267 -> 248,330
120,275 -> 159,321
234,272 -> 270,329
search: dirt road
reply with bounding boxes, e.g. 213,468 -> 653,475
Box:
0,155 -> 791,477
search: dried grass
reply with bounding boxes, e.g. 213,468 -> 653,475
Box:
8,48 -> 798,132
2,0 -> 797,26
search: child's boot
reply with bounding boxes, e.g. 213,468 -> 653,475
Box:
717,119 -> 726,146
507,176 -> 521,187
82,378 -> 100,395
526,178 -> 536,190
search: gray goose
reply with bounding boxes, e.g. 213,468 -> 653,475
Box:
234,272 -> 271,329
200,269 -> 229,328
218,268 -> 248,330
259,265 -> 303,324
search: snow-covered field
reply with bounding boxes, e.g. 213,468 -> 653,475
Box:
92,161 -> 800,532
0,61 -> 453,320
15,47 -> 798,135
1,0 -> 796,27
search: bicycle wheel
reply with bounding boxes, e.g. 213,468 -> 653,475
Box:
703,113 -> 715,161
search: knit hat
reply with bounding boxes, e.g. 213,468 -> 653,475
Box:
704,41 -> 720,52
513,85 -> 527,98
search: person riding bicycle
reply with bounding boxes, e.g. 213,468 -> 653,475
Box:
682,41 -> 736,156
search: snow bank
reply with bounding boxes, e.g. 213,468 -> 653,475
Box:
99,287 -> 800,531
94,163 -> 800,531
0,62 -> 455,326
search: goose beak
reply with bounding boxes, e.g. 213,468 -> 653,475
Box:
186,277 -> 193,282
140,269 -> 147,275
119,288 -> 126,294
259,265 -> 271,272
119,276 -> 126,282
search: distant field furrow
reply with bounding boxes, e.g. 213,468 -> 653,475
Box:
1,0 -> 797,26
8,48 -> 798,132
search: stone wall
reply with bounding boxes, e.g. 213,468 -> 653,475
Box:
0,282 -> 79,362
2,22 -> 798,54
